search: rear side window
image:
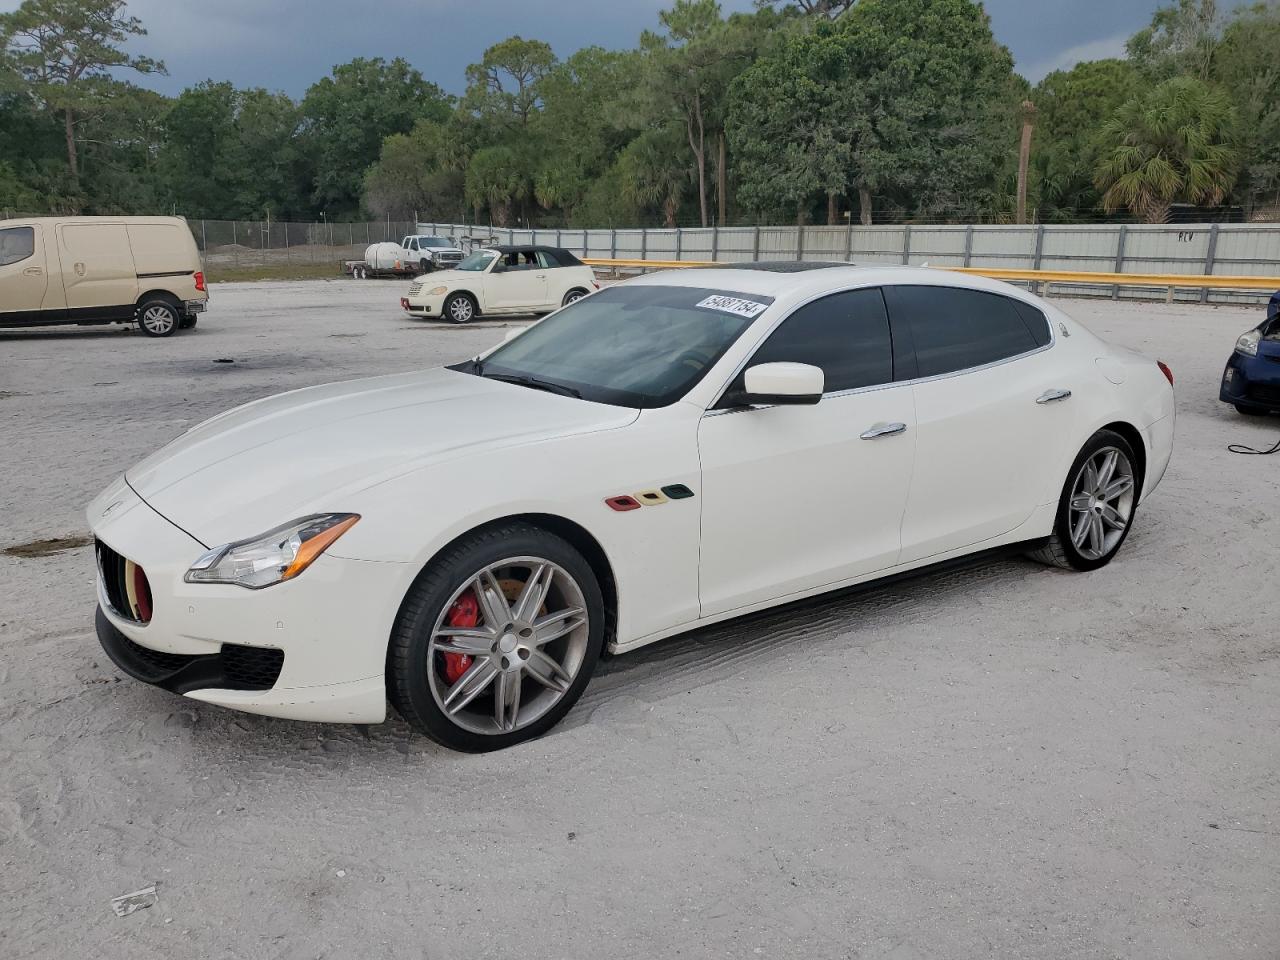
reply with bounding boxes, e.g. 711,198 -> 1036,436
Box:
887,286 -> 1041,378
0,226 -> 34,267
735,288 -> 893,394
536,250 -> 562,269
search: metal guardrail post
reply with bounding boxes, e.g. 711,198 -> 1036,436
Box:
676,228 -> 683,261
640,227 -> 647,266
1031,223 -> 1045,294
1201,223 -> 1220,304
610,228 -> 617,259
796,224 -> 805,261
846,218 -> 854,263
753,225 -> 761,261
963,225 -> 974,267
901,225 -> 912,265
711,225 -> 719,261
1112,225 -> 1127,300
200,219 -> 207,254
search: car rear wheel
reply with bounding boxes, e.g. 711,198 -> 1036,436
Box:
1029,429 -> 1140,572
562,288 -> 589,307
444,292 -> 477,324
137,297 -> 180,337
387,523 -> 605,752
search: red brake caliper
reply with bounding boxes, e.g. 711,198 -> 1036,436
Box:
441,590 -> 479,684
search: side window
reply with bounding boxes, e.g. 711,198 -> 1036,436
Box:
1010,299 -> 1052,347
735,288 -> 893,395
537,251 -> 562,269
0,226 -> 35,267
888,286 -> 1040,379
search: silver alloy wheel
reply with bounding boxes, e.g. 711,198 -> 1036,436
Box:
448,296 -> 474,323
1068,446 -> 1135,560
141,304 -> 176,335
426,557 -> 589,735
565,290 -> 585,305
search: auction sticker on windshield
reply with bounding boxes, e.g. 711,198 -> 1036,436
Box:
695,295 -> 770,319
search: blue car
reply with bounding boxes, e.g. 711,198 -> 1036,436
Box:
1221,292 -> 1280,416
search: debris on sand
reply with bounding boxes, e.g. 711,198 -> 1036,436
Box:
111,884 -> 158,918
2,536 -> 93,558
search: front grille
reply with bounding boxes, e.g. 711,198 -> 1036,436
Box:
222,644 -> 285,688
439,252 -> 462,262
1246,383 -> 1280,405
96,539 -> 152,624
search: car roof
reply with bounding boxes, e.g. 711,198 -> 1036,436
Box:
622,261 -> 1043,303
489,244 -> 579,257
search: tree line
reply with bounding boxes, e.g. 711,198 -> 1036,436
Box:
2,0 -> 1276,227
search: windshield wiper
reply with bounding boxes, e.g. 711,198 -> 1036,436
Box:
481,372 -> 582,399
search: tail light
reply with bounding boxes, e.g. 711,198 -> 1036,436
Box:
194,271 -> 206,292
1157,360 -> 1174,386
592,280 -> 601,290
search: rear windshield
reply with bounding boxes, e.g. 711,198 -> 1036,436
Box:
455,285 -> 773,408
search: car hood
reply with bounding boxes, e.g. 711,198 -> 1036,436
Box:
126,367 -> 638,547
418,269 -> 478,285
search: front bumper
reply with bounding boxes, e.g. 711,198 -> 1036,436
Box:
1220,351 -> 1280,410
403,292 -> 446,317
87,477 -> 405,723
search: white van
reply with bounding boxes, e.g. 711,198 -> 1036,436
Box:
0,216 -> 209,337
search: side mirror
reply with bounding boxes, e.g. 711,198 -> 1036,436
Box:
727,362 -> 824,407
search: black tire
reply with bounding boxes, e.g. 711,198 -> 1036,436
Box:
562,288 -> 589,307
1029,428 -> 1141,572
1235,403 -> 1269,416
137,296 -> 181,337
387,522 -> 605,752
444,291 -> 477,324
419,258 -> 433,274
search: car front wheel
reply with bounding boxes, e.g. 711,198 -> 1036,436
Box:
388,523 -> 605,752
1030,429 -> 1140,571
444,292 -> 476,323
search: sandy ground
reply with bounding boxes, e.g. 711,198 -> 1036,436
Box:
1,278 -> 1278,960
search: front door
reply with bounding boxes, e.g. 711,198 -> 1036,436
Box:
697,288 -> 916,616
485,252 -> 548,312
884,284 -> 1077,562
56,221 -> 138,317
0,225 -> 55,325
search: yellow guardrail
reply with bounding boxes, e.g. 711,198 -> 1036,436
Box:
583,257 -> 1280,294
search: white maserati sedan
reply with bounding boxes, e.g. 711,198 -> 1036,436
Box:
400,244 -> 599,323
89,263 -> 1175,751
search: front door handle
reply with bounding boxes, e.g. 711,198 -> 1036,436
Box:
1036,388 -> 1072,404
23,266 -> 43,276
860,421 -> 908,440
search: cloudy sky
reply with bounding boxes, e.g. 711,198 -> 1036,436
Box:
1,0 -> 1161,95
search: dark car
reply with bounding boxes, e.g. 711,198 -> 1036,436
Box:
1220,292 -> 1280,416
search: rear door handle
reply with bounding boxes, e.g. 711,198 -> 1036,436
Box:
23,266 -> 43,276
860,422 -> 908,440
1036,389 -> 1072,404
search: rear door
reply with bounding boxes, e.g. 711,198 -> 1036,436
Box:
0,224 -> 60,325
885,284 -> 1075,563
57,221 -> 138,318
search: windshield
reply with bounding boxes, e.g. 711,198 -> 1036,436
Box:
457,251 -> 497,272
420,237 -> 451,248
456,285 -> 772,408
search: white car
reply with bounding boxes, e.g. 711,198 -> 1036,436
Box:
89,263 -> 1175,751
401,244 -> 599,322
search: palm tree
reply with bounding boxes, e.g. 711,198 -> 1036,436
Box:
1095,76 -> 1240,223
618,129 -> 689,227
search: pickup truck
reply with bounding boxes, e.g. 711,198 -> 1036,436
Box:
345,235 -> 466,279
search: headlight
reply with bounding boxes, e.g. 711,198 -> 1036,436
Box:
1236,328 -> 1261,357
427,285 -> 448,296
185,514 -> 359,589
